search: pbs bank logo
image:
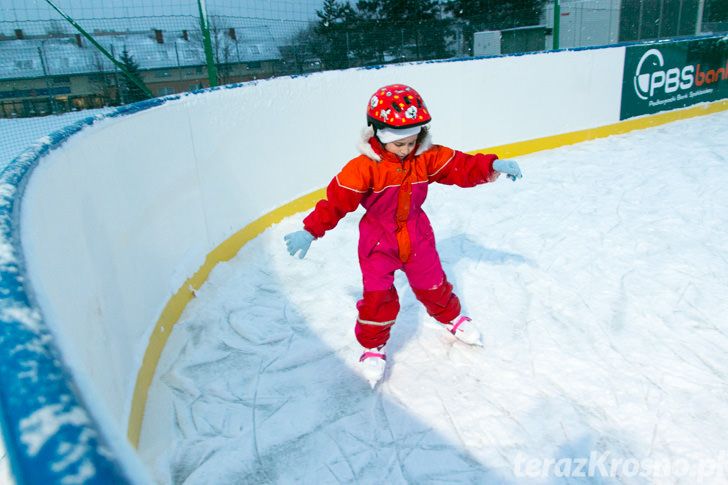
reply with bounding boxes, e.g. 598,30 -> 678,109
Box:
633,48 -> 695,100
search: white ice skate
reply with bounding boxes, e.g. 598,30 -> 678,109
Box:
359,345 -> 386,388
443,316 -> 482,346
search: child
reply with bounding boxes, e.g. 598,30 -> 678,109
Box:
285,84 -> 522,387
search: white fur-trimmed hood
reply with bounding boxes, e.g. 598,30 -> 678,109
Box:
357,125 -> 433,162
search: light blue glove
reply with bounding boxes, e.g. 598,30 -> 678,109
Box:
493,159 -> 523,181
284,230 -> 315,259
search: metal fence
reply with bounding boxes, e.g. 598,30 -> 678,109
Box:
0,14 -> 309,116
1,0 -> 727,163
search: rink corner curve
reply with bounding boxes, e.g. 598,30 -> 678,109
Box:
0,99 -> 171,484
0,34 -> 726,483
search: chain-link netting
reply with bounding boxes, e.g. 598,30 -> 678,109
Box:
1,0 -> 727,165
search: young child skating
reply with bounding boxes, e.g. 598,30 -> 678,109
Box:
284,84 -> 522,387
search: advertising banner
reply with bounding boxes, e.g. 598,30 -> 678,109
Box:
620,36 -> 728,120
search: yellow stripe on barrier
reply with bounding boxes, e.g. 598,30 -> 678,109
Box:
476,100 -> 728,159
127,100 -> 728,448
127,187 -> 325,446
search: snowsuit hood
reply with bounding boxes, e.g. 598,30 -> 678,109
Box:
357,125 -> 433,162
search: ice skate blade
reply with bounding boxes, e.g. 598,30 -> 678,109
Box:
459,337 -> 483,347
362,368 -> 384,389
362,369 -> 385,389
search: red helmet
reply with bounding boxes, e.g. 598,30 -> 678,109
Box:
366,84 -> 431,129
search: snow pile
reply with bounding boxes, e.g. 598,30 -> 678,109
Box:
140,109 -> 728,483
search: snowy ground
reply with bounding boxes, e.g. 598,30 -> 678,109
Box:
139,109 -> 728,484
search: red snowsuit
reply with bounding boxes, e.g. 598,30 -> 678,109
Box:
303,129 -> 499,348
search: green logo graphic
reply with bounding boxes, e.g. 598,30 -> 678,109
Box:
620,38 -> 728,120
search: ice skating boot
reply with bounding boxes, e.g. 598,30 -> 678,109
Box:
359,345 -> 386,388
443,316 -> 481,346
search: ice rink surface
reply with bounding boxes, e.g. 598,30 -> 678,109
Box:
138,109 -> 728,484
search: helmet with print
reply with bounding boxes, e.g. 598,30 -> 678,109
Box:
366,84 -> 431,130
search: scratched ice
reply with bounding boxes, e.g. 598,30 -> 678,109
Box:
140,110 -> 728,484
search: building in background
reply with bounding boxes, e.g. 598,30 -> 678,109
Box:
3,1 -> 727,117
0,26 -> 282,118
474,0 -> 621,57
544,0 -> 621,49
476,0 -> 725,56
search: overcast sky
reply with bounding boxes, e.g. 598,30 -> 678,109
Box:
0,0 -> 325,23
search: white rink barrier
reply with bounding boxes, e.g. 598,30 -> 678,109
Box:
1,36 -> 726,483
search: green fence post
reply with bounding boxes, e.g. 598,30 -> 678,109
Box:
43,0 -> 154,99
553,0 -> 560,50
197,0 -> 218,87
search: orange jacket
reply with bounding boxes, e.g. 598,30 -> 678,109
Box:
303,131 -> 499,263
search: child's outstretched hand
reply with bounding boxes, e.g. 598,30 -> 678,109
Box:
284,230 -> 314,259
493,159 -> 523,181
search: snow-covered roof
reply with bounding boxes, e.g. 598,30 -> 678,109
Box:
0,25 -> 283,79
